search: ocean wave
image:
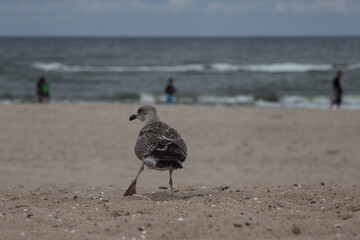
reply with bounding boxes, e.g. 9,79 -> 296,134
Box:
32,62 -> 354,73
348,63 -> 360,70
32,62 -> 204,73
237,63 -> 332,73
1,93 -> 360,109
198,95 -> 254,105
139,93 -> 360,109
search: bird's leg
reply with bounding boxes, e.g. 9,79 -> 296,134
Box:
124,163 -> 144,196
169,169 -> 174,196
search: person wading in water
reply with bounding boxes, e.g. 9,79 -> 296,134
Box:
36,76 -> 50,103
164,78 -> 176,104
330,71 -> 343,109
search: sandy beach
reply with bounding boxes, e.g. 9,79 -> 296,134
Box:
0,104 -> 359,240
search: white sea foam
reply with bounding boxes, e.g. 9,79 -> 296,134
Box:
198,95 -> 254,105
280,96 -> 330,109
211,63 -> 241,72
196,94 -> 360,109
32,62 -> 204,73
134,93 -> 360,109
1,94 -> 360,109
341,95 -> 360,109
238,63 -> 333,73
139,93 -> 156,104
33,62 -> 67,71
348,63 -> 360,70
32,62 -> 340,73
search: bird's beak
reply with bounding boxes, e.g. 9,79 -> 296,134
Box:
129,114 -> 137,121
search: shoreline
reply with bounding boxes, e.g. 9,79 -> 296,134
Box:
1,94 -> 360,110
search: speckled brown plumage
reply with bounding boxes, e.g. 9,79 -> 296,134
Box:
124,105 -> 187,196
135,121 -> 187,169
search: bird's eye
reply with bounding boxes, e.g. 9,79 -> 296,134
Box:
138,109 -> 143,113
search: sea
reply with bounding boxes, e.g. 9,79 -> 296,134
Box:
1,37 -> 360,109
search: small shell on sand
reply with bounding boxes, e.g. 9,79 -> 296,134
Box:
178,217 -> 183,221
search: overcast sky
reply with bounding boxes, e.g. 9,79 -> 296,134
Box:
1,0 -> 360,36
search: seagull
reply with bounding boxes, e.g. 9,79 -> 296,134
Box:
124,105 -> 187,196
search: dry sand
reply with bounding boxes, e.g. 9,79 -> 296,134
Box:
0,104 -> 359,240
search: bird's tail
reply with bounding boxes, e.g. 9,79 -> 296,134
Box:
156,160 -> 183,169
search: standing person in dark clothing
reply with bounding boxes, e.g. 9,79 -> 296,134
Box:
330,71 -> 343,109
164,78 -> 176,104
36,76 -> 50,103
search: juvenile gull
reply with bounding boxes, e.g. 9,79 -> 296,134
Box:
124,105 -> 187,196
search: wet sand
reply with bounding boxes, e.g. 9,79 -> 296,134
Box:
0,104 -> 359,239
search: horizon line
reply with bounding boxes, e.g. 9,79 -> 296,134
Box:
0,34 -> 360,38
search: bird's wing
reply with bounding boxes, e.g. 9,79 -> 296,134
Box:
135,122 -> 187,162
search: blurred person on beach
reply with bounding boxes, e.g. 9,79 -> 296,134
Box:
164,78 -> 176,104
330,71 -> 343,109
36,76 -> 50,103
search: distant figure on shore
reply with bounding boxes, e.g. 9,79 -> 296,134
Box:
330,71 -> 342,109
164,78 -> 176,104
36,76 -> 50,103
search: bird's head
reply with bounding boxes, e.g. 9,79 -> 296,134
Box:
129,105 -> 160,124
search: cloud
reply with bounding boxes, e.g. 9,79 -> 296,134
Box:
206,0 -> 360,15
79,0 -> 192,14
131,0 -> 151,11
77,0 -> 130,13
274,0 -> 360,14
207,2 -> 263,14
161,0 -> 192,13
0,1 -> 64,13
2,0 -> 360,15
129,0 -> 193,13
0,0 -> 192,14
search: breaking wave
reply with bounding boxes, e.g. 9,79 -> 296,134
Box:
2,92 -> 360,109
138,93 -> 360,109
33,62 -> 360,73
